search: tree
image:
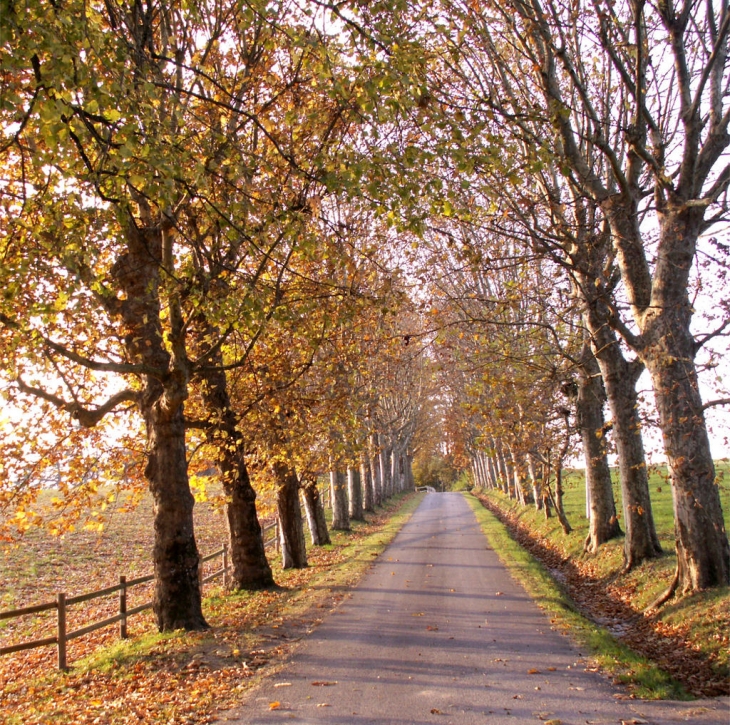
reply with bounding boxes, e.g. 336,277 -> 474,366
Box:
0,0 -> 357,622
467,0 -> 730,592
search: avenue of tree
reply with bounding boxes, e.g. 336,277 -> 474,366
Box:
0,0 -> 728,630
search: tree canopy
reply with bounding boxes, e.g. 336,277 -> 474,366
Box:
1,0 -> 728,621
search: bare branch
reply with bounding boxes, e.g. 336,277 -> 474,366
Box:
702,397 -> 730,411
16,377 -> 137,427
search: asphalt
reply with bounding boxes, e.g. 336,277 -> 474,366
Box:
218,492 -> 730,725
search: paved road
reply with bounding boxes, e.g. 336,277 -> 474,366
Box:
219,493 -> 730,725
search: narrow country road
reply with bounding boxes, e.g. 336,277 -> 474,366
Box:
219,493 -> 729,725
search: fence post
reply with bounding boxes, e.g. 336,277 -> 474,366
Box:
275,518 -> 280,552
57,592 -> 67,671
119,576 -> 127,639
222,543 -> 229,588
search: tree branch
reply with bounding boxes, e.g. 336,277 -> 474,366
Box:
702,397 -> 730,411
16,377 -> 137,428
43,338 -> 165,377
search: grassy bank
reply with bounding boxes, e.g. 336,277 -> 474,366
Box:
0,492 -> 423,724
463,492 -> 689,699
463,461 -> 730,698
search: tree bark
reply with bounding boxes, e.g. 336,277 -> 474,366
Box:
330,468 -> 350,530
370,434 -> 383,506
553,463 -> 572,535
589,311 -> 662,567
360,453 -> 374,512
403,451 -> 412,491
302,476 -> 331,546
638,214 -> 730,590
571,230 -> 662,567
485,453 -> 497,490
473,454 -> 485,489
348,465 -> 365,521
527,455 -> 543,510
379,439 -> 392,499
274,461 -> 307,569
575,342 -> 623,553
500,448 -> 514,498
391,445 -> 401,493
509,448 -> 526,506
192,322 -> 274,590
112,220 -> 207,631
146,403 -> 208,630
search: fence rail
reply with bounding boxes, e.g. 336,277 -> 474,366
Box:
0,519 -> 279,670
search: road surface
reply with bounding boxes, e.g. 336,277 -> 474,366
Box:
219,492 -> 730,725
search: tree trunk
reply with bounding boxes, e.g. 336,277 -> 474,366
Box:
370,434 -> 383,506
348,465 -> 365,521
330,468 -> 350,531
487,453 -> 500,491
390,445 -> 400,494
541,462 -> 552,518
274,461 -> 307,569
476,455 -> 488,489
113,220 -> 207,631
302,477 -> 330,546
360,453 -> 374,512
510,448 -> 526,506
589,314 -> 662,568
576,342 -> 623,553
379,439 -> 392,499
484,454 -> 497,490
192,321 -> 274,590
146,404 -> 209,630
502,450 -> 515,499
473,454 -> 485,489
527,456 -> 543,510
605,183 -> 727,587
405,453 -> 415,490
553,463 -> 572,535
571,230 -> 662,567
640,242 -> 730,591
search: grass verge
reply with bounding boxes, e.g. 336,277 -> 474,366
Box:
463,492 -> 689,700
468,465 -> 730,699
0,492 -> 423,725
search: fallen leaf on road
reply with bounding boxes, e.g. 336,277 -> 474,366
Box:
528,668 -> 540,674
316,703 -> 330,707
495,591 -> 503,596
311,681 -> 337,686
273,682 -> 292,688
427,625 -> 439,631
430,708 -> 442,714
412,612 -> 425,617
269,701 -> 280,710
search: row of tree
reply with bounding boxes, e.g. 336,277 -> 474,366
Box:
360,0 -> 729,599
1,0 -> 728,632
0,0 -> 434,630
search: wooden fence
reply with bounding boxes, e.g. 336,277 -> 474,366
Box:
0,520 -> 279,670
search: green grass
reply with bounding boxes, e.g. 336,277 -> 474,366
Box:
558,460 -> 730,563
467,460 -> 730,697
463,492 -> 689,699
